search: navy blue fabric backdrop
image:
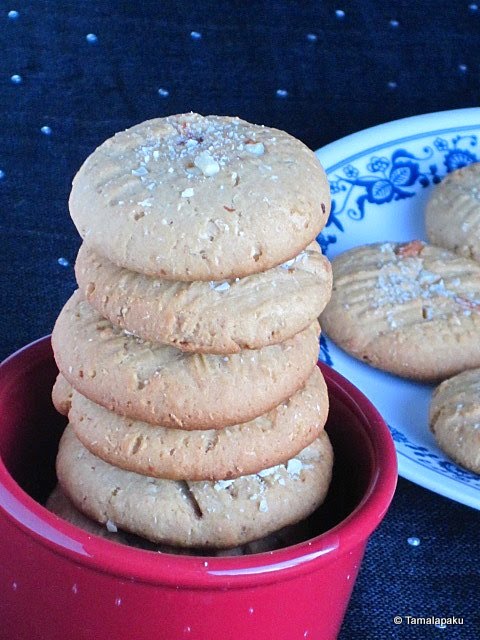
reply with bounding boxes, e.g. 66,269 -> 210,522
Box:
1,2 -> 479,637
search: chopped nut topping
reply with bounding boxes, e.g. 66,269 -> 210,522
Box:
245,142 -> 265,155
210,281 -> 230,292
286,458 -> 303,477
194,150 -> 220,177
131,166 -> 149,177
258,498 -> 269,512
105,519 -> 118,533
395,240 -> 425,258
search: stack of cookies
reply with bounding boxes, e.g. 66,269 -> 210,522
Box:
50,114 -> 334,552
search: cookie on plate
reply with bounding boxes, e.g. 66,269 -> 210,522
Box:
429,368 -> 480,475
69,114 -> 330,281
56,367 -> 329,480
56,425 -> 333,549
75,241 -> 332,353
52,292 -> 321,429
321,241 -> 480,380
426,163 -> 480,262
46,484 -> 315,555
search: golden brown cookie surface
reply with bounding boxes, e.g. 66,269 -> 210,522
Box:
56,426 -> 333,549
52,373 -> 73,416
426,163 -> 480,262
70,114 -> 330,281
430,368 -> 480,475
321,241 -> 480,380
52,291 -> 321,428
75,241 -> 332,353
56,368 -> 329,480
46,484 -> 314,555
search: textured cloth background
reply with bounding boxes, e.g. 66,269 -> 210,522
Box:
0,1 -> 479,637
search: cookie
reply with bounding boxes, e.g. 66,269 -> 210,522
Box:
57,367 -> 329,480
69,114 -> 330,281
56,425 -> 333,548
75,241 -> 332,353
46,483 -> 133,544
429,368 -> 480,475
46,485 -> 315,555
321,241 -> 480,380
52,373 -> 73,416
52,292 -> 321,428
426,163 -> 480,262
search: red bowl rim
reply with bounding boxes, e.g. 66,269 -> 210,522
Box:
0,336 -> 397,589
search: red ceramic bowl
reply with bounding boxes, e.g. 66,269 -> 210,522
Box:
0,337 -> 397,640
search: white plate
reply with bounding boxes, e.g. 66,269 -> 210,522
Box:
315,108 -> 480,510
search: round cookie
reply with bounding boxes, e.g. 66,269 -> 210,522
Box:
321,241 -> 480,381
429,368 -> 480,475
58,367 -> 329,480
56,425 -> 333,549
52,292 -> 321,429
426,163 -> 480,262
69,113 -> 330,281
46,485 -> 315,555
75,241 -> 332,353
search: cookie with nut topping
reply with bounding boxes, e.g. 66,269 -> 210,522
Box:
56,425 -> 333,548
46,484 -> 319,555
69,113 -> 330,281
321,241 -> 480,381
429,368 -> 480,475
54,367 -> 329,481
75,241 -> 332,353
426,162 -> 480,262
52,291 -> 321,429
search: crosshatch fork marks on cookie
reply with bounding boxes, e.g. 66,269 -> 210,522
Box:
321,241 -> 480,380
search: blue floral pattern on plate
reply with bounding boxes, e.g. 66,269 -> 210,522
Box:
316,116 -> 480,506
323,134 -> 477,239
388,425 -> 479,487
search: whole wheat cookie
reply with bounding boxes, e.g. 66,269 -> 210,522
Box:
426,163 -> 480,262
75,241 -> 332,353
52,292 -> 321,428
69,113 -> 330,281
429,368 -> 480,475
56,367 -> 329,480
57,425 -> 333,548
321,241 -> 480,380
46,484 -> 315,555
